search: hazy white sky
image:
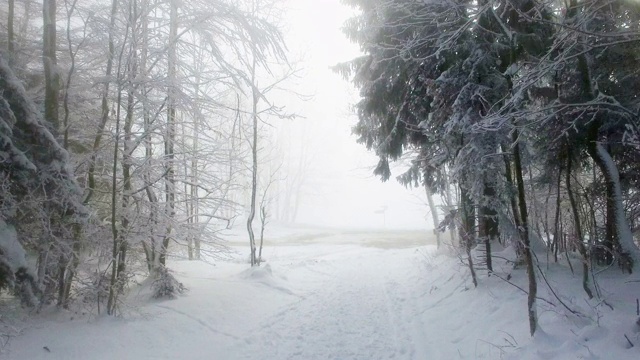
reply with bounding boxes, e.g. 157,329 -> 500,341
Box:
274,0 -> 431,230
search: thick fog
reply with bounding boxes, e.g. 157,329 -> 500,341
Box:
265,0 -> 431,230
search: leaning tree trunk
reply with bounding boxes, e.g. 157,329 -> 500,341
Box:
588,141 -> 640,266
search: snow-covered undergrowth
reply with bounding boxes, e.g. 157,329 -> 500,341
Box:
1,228 -> 639,359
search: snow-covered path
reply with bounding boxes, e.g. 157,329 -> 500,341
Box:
228,246 -> 428,359
4,228 -> 639,359
3,230 -> 440,360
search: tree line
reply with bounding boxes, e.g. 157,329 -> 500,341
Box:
0,0 -> 292,315
338,0 -> 640,336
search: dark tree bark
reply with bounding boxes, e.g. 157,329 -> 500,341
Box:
553,168 -> 562,263
480,183 -> 498,273
565,144 -> 593,299
8,0 -> 14,53
460,184 -> 477,287
502,144 -> 523,257
512,128 -> 537,336
43,0 -> 59,131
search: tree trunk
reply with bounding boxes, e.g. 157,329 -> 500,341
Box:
480,183 -> 498,273
588,142 -> 640,266
106,17 -> 131,314
106,83 -> 123,316
160,0 -> 178,267
85,0 -> 119,204
57,0 -> 81,309
8,0 -> 14,53
43,0 -> 59,131
460,184 -> 477,287
565,145 -> 593,299
139,0 -> 159,273
552,168 -> 562,263
502,144 -> 523,256
424,182 -> 441,249
246,50 -> 259,267
512,128 -> 538,336
117,0 -> 139,290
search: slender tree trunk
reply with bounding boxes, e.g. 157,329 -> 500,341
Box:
481,183 -> 498,273
43,0 -> 59,131
512,128 -> 538,336
502,144 -> 523,256
8,0 -> 15,53
139,0 -> 158,273
57,0 -> 81,309
247,49 -> 259,267
62,0 -> 79,150
425,182 -> 441,249
460,184 -> 477,287
565,145 -> 593,299
191,44 -> 203,260
160,0 -> 178,267
106,82 -> 123,316
553,168 -> 562,263
443,169 -> 457,246
117,0 -> 139,290
106,16 -> 131,315
85,0 -> 119,204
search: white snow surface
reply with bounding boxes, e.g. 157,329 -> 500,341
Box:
2,226 -> 640,359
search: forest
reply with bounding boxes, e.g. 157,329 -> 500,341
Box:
1,0 -> 640,355
0,0 -> 300,315
337,0 -> 640,335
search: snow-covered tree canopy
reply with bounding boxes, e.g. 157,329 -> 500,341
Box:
0,53 -> 83,222
0,52 -> 84,304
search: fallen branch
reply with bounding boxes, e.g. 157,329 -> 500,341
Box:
492,272 -> 556,307
624,334 -> 634,348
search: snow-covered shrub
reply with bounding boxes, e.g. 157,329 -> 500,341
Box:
151,267 -> 185,299
79,271 -> 111,309
0,220 -> 38,307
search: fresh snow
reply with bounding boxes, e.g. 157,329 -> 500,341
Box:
2,226 -> 640,359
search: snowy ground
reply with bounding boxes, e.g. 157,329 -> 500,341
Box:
2,226 -> 640,359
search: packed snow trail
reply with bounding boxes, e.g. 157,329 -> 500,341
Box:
226,246 -> 429,359
2,231 -> 440,360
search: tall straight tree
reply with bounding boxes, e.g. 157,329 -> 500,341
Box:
7,0 -> 14,53
160,0 -> 178,267
43,0 -> 59,131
